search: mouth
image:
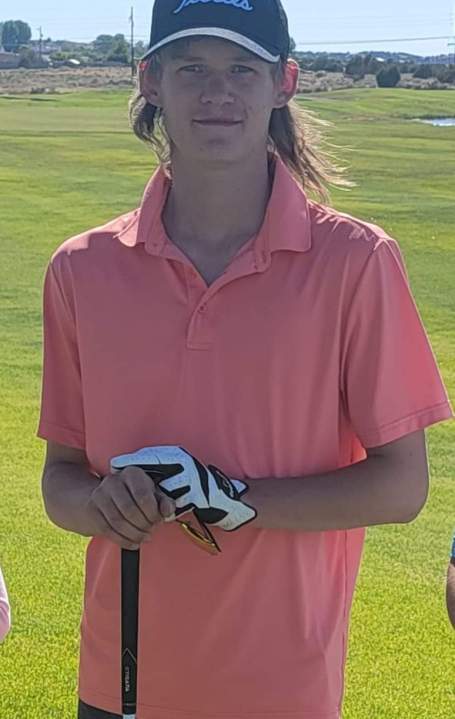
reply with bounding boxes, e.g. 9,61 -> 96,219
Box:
193,120 -> 243,127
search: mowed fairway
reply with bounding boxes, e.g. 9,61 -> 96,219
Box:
0,87 -> 454,718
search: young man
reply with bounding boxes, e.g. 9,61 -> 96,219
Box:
37,1 -> 454,717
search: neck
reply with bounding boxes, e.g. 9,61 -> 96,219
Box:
162,151 -> 273,255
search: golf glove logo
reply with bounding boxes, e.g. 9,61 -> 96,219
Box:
111,446 -> 257,532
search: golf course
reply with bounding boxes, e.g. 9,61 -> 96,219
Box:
0,87 -> 454,717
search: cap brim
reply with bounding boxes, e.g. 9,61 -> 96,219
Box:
140,27 -> 280,63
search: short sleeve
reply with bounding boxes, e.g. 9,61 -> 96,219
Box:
36,257 -> 86,449
341,238 -> 453,448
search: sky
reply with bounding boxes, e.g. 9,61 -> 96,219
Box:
1,0 -> 454,58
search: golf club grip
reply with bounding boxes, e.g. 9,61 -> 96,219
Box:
121,548 -> 140,718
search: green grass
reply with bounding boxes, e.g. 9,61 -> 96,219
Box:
0,88 -> 454,717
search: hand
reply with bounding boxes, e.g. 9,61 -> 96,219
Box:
111,446 -> 258,532
86,466 -> 177,551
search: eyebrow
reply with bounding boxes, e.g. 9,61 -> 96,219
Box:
171,54 -> 261,63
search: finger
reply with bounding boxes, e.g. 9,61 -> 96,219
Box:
121,471 -> 163,526
105,466 -> 160,526
158,474 -> 191,496
110,483 -> 156,532
156,490 -> 177,520
95,511 -> 143,550
97,495 -> 151,544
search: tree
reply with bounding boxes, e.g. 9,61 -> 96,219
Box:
2,21 -> 19,52
1,19 -> 31,52
428,64 -> 455,84
325,60 -> 344,73
345,55 -> 365,79
308,54 -> 345,73
309,53 -> 329,72
107,34 -> 129,64
94,34 -> 115,56
289,37 -> 297,57
16,20 -> 31,45
376,65 -> 401,88
18,47 -> 39,68
401,61 -> 418,74
134,40 -> 147,58
413,64 -> 434,79
364,54 -> 381,75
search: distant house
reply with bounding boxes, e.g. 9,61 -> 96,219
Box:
0,51 -> 21,69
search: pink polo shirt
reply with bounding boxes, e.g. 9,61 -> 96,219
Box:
37,156 -> 453,718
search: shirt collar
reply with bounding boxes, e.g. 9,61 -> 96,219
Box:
115,155 -> 312,262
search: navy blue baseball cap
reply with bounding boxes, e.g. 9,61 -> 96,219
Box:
141,0 -> 291,64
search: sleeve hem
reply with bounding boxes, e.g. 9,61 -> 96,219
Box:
359,402 -> 454,448
36,420 -> 86,450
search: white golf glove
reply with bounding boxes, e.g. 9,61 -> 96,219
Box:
110,446 -> 257,532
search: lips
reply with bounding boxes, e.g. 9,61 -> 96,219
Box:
193,119 -> 242,126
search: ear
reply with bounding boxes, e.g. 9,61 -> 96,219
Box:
139,59 -> 164,108
273,59 -> 300,109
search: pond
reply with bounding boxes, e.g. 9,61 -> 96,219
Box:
416,118 -> 455,126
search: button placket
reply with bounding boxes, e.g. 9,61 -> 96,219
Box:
187,300 -> 213,349
184,266 -> 212,347
185,256 -> 265,349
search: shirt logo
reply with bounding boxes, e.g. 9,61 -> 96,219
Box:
174,0 -> 254,15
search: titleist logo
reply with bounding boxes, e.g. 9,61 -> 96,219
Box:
174,0 -> 254,14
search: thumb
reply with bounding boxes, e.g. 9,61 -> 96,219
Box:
156,490 -> 176,521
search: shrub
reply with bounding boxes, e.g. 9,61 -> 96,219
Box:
18,47 -> 39,68
376,65 -> 401,88
413,64 -> 434,79
432,65 -> 455,84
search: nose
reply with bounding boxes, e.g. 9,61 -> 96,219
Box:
200,72 -> 234,105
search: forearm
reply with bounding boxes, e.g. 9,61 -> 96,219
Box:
0,599 -> 11,641
246,455 -> 422,532
447,561 -> 455,630
42,461 -> 102,537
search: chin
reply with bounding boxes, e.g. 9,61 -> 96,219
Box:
172,134 -> 263,167
179,142 -> 243,167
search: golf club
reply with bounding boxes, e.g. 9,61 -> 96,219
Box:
121,547 -> 140,719
116,456 -> 222,719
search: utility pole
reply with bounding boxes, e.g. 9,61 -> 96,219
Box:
129,6 -> 136,77
449,40 -> 455,66
448,3 -> 455,65
38,26 -> 43,61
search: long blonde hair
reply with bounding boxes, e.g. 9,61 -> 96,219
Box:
128,40 -> 354,204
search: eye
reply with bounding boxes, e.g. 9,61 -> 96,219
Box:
232,65 -> 255,74
179,64 -> 204,73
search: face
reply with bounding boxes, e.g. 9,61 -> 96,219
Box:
140,37 -> 299,168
